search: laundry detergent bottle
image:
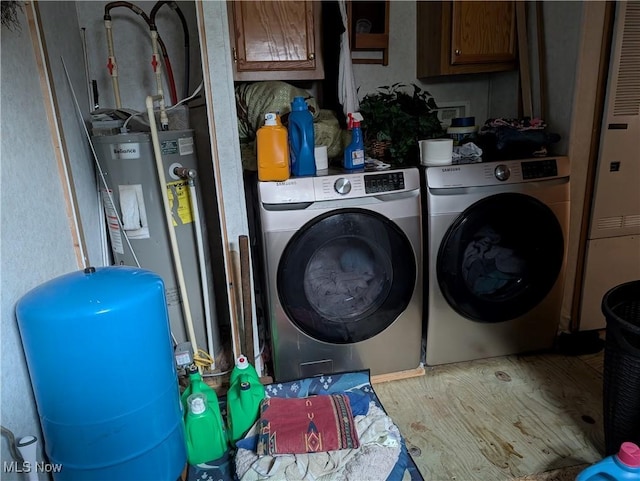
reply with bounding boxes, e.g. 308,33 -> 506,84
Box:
343,112 -> 365,170
576,442 -> 640,481
257,112 -> 290,181
227,355 -> 265,445
288,96 -> 316,177
181,363 -> 227,463
184,392 -> 227,464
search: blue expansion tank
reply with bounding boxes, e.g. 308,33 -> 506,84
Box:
15,266 -> 186,480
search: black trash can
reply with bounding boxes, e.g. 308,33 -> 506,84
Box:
602,279 -> 640,455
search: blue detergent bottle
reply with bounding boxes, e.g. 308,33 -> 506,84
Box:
576,442 -> 640,481
343,112 -> 365,170
288,96 -> 316,176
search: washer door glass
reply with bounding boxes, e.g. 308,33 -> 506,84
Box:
277,208 -> 416,344
437,192 -> 564,323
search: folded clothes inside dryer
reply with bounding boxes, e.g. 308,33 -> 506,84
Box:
462,226 -> 526,295
304,243 -> 384,318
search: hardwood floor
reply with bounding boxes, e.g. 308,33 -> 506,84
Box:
374,351 -> 606,481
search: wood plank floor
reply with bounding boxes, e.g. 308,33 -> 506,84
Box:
374,351 -> 606,481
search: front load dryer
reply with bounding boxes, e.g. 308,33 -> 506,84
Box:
258,168 -> 423,381
424,157 -> 570,365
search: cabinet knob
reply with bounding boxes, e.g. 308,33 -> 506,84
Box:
308,52 -> 315,60
455,49 -> 462,56
233,48 -> 238,62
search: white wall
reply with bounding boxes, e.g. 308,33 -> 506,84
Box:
353,1 -> 501,124
76,1 -> 201,111
353,1 -> 581,155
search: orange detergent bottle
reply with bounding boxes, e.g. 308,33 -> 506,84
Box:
257,112 -> 290,181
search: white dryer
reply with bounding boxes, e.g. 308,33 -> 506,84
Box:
424,157 -> 570,365
258,168 -> 423,381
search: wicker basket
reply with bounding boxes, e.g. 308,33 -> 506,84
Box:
366,139 -> 391,160
602,280 -> 640,455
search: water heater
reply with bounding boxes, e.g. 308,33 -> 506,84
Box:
92,130 -> 219,357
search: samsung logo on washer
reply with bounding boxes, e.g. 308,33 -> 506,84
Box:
441,167 -> 461,172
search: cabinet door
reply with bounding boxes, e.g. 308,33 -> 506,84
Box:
229,1 -> 324,81
417,1 -> 517,77
451,1 -> 516,65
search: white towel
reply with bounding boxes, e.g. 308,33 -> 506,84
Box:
338,0 -> 360,117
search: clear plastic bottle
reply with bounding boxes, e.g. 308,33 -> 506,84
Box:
227,355 -> 265,445
257,112 -> 290,181
288,96 -> 316,177
343,112 -> 365,170
576,442 -> 640,481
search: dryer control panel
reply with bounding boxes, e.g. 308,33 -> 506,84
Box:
426,156 -> 570,189
521,158 -> 559,179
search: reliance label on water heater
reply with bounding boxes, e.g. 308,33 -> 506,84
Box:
111,143 -> 141,160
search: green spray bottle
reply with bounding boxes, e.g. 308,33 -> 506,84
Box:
226,355 -> 265,445
181,364 -> 227,464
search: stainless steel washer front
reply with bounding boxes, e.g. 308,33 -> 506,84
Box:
258,168 -> 423,381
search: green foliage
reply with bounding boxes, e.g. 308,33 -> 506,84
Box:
359,83 -> 445,165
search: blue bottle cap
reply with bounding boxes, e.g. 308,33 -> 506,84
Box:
291,96 -> 308,111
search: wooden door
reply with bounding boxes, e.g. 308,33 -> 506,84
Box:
450,1 -> 516,65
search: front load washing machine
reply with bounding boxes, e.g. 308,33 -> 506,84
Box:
258,167 -> 423,381
424,157 -> 570,365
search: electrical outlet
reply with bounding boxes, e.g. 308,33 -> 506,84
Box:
433,101 -> 471,128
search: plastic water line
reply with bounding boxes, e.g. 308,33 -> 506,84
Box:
188,175 -> 216,364
146,94 -> 198,353
103,2 -> 178,107
16,436 -> 38,481
172,165 -> 217,365
103,19 -> 122,109
150,0 -> 190,101
150,30 -> 169,130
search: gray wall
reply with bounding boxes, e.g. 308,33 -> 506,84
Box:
1,3 -> 82,472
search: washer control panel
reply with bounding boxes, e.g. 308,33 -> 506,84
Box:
364,171 -> 405,194
259,168 -> 420,204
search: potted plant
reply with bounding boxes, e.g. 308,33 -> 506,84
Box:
358,83 -> 445,165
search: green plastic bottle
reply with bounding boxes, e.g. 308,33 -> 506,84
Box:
227,355 -> 265,445
181,364 -> 220,414
184,392 -> 227,465
181,364 -> 227,464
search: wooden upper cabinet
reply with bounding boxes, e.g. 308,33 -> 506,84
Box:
228,1 -> 324,81
417,1 -> 517,77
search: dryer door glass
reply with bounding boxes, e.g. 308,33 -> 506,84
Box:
437,192 -> 564,323
277,208 -> 417,343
